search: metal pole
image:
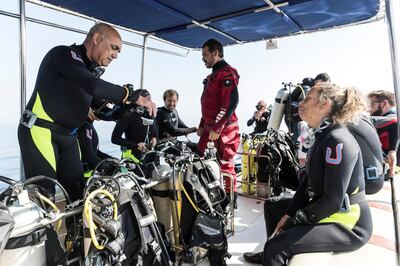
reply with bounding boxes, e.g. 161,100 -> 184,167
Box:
19,0 -> 27,116
140,35 -> 148,89
384,0 -> 400,264
19,0 -> 27,180
385,0 -> 400,131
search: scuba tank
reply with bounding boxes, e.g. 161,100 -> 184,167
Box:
151,162 -> 174,242
241,134 -> 250,194
0,202 -> 14,256
240,134 -> 265,196
0,176 -> 82,266
267,86 -> 290,129
0,199 -> 46,266
0,176 -> 64,266
169,169 -> 183,248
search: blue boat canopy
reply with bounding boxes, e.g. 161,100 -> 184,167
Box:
39,0 -> 381,48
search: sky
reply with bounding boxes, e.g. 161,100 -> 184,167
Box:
0,0 -> 399,161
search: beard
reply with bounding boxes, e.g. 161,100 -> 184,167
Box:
370,106 -> 383,116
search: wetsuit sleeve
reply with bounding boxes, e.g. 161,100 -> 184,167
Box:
77,123 -> 103,169
91,99 -> 117,121
51,46 -> 126,102
304,135 -> 359,223
263,112 -> 270,121
247,116 -> 255,126
285,176 -> 310,216
157,110 -> 191,137
386,123 -> 399,152
212,70 -> 239,133
111,112 -> 138,150
152,120 -> 159,140
167,114 -> 195,137
177,112 -> 189,129
91,97 -> 107,110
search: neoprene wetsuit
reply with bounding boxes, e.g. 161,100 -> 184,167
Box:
18,44 -> 141,201
262,123 -> 372,266
247,111 -> 270,134
112,106 -> 158,162
156,106 -> 196,139
77,120 -> 112,176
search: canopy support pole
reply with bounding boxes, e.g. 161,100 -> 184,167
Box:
19,0 -> 27,180
140,35 -> 148,89
385,0 -> 400,121
384,0 -> 400,264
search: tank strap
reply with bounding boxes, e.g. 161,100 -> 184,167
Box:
150,188 -> 177,200
128,196 -> 147,254
150,188 -> 170,198
5,228 -> 47,249
129,193 -> 160,257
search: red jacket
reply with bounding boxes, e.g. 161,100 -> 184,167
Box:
199,60 -> 239,133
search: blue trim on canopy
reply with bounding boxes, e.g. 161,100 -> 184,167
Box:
42,0 -> 380,48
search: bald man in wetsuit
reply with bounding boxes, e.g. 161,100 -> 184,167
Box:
247,100 -> 270,135
18,23 -> 156,201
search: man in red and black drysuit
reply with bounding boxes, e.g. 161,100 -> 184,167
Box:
368,90 -> 399,177
197,39 -> 240,208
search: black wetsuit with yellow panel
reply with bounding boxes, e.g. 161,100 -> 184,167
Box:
262,124 -> 372,266
18,44 -> 137,201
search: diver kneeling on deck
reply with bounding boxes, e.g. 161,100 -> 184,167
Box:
244,83 -> 372,265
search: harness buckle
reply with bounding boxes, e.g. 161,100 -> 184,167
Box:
340,194 -> 351,213
365,165 -> 379,180
149,240 -> 162,256
20,110 -> 37,129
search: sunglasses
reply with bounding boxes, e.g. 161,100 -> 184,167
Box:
256,105 -> 266,110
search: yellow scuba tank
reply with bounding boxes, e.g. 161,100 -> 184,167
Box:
151,179 -> 173,241
249,136 -> 260,189
169,171 -> 183,247
241,135 -> 257,195
241,135 -> 250,194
